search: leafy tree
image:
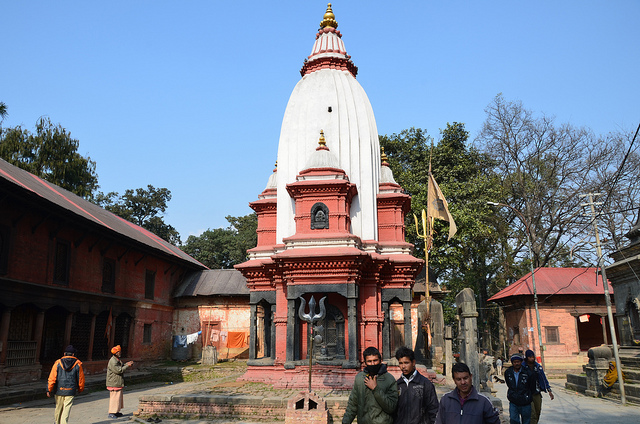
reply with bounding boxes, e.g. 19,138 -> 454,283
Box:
0,116 -> 98,198
0,102 -> 7,123
95,185 -> 181,245
181,213 -> 257,269
381,124 -> 507,350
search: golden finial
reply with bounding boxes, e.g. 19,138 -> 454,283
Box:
318,130 -> 327,147
381,147 -> 389,164
320,3 -> 338,29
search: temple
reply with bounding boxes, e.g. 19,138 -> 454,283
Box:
235,4 -> 422,388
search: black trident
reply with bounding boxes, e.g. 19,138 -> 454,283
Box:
298,295 -> 326,392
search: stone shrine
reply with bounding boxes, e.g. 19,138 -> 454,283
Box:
236,4 -> 422,388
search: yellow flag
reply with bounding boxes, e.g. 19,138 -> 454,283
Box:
427,172 -> 457,240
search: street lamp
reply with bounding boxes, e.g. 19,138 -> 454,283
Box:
488,201 -> 546,370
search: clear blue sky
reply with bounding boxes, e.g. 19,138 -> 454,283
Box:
3,1 -> 638,241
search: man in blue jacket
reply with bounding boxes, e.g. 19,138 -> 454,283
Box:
394,346 -> 438,424
524,350 -> 554,424
435,362 -> 500,424
504,353 -> 536,424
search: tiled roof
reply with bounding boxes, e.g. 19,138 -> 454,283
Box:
488,267 -> 613,302
0,158 -> 205,268
175,269 -> 249,297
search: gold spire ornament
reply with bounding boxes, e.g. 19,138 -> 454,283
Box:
318,130 -> 327,147
381,147 -> 389,164
320,3 -> 338,29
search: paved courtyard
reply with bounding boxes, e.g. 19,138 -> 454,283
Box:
492,378 -> 639,424
1,368 -> 639,424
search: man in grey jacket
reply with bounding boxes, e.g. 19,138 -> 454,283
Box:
436,363 -> 500,424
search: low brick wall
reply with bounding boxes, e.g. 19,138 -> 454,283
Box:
138,393 -> 349,422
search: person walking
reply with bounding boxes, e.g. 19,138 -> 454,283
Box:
504,353 -> 536,424
435,362 -> 500,424
496,357 -> 503,376
342,346 -> 398,424
106,345 -> 134,419
524,350 -> 553,424
47,345 -> 85,424
394,346 -> 438,424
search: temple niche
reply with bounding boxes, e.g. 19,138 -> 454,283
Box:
235,4 -> 422,388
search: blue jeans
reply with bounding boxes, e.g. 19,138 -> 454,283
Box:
509,402 -> 531,424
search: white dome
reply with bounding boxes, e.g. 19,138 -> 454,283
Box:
276,69 -> 380,242
380,164 -> 397,184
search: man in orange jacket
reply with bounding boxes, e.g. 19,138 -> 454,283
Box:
47,345 -> 85,424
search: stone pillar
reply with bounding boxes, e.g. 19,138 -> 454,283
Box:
456,288 -> 479,388
34,310 -> 45,364
347,297 -> 358,365
444,325 -> 453,384
585,345 -> 613,397
87,314 -> 96,361
286,298 -> 296,365
0,308 -> 12,366
430,300 -> 444,369
403,301 -> 412,349
249,303 -> 257,360
382,301 -> 390,360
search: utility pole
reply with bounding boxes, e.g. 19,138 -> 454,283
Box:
488,202 -> 545,370
580,193 -> 626,405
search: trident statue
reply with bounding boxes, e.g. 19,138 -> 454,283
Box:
298,295 -> 326,392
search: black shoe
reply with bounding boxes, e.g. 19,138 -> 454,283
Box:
108,414 -> 118,419
114,413 -> 123,417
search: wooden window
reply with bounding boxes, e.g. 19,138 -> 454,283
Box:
144,270 -> 155,299
102,258 -> 116,293
545,326 -> 560,344
143,323 -> 152,344
53,240 -> 70,285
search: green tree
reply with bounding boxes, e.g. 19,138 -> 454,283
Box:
181,213 -> 257,269
0,116 -> 98,198
380,124 -> 508,351
95,185 -> 181,245
0,102 -> 7,123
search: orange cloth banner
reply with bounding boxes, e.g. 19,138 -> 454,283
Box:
227,332 -> 246,348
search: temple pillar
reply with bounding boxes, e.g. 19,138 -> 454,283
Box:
109,314 -> 118,348
87,314 -> 96,361
348,297 -> 358,364
270,305 -> 276,359
403,301 -> 412,349
382,301 -> 390,360
286,298 -> 296,366
249,303 -> 257,360
34,310 -> 45,364
0,308 -> 12,366
64,312 -> 73,348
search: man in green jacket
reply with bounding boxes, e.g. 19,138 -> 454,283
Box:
343,346 -> 398,424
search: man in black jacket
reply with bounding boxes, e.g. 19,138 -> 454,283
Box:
504,353 -> 536,424
394,347 -> 438,424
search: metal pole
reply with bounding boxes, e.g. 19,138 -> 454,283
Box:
487,202 -> 545,370
581,193 -> 626,405
525,227 -> 546,371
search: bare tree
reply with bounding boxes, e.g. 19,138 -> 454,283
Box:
475,94 -> 640,267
